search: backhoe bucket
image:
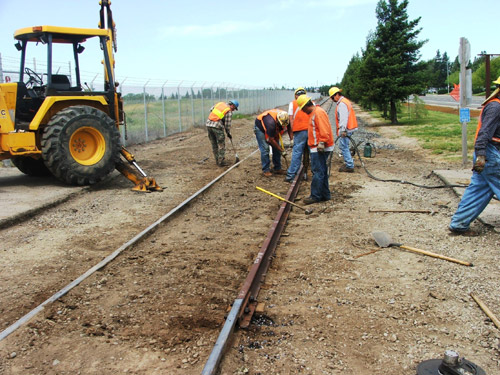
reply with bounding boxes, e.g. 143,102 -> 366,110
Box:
116,147 -> 163,192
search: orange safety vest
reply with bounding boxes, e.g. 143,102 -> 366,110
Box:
308,106 -> 334,148
257,109 -> 285,141
335,97 -> 358,135
208,102 -> 231,122
475,98 -> 500,143
291,100 -> 311,132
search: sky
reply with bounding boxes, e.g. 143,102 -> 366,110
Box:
0,0 -> 497,90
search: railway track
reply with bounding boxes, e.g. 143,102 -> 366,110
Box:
2,102 -> 499,374
0,115 -> 311,373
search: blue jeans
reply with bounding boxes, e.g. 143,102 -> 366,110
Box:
450,143 -> 500,231
254,125 -> 281,172
310,150 -> 331,201
286,130 -> 308,179
339,131 -> 354,169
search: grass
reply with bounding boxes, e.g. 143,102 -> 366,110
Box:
369,107 -> 479,161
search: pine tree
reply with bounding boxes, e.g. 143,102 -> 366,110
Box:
366,0 -> 427,123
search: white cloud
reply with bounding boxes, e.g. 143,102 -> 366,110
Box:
159,20 -> 269,38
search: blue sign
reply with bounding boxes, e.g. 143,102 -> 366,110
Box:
460,108 -> 470,123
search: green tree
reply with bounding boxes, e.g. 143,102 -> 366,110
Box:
364,0 -> 427,123
341,53 -> 363,103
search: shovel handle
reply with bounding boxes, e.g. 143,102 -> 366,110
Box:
399,245 -> 473,267
256,186 -> 306,212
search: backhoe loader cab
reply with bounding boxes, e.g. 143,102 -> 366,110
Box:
0,1 -> 161,192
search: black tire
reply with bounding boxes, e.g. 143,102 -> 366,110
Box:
41,105 -> 121,186
11,156 -> 52,177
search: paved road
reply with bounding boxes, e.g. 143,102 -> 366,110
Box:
418,94 -> 484,109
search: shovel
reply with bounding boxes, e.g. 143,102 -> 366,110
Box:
229,138 -> 240,163
372,231 -> 473,267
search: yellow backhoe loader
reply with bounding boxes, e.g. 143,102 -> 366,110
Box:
0,0 -> 161,192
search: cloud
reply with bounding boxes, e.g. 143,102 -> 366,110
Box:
159,20 -> 269,38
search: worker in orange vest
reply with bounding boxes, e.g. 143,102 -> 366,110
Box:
449,77 -> 500,236
285,87 -> 313,182
329,87 -> 358,173
296,95 -> 334,204
254,109 -> 291,177
205,100 -> 239,166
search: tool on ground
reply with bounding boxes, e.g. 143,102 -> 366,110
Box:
229,137 -> 240,163
416,350 -> 486,375
372,231 -> 473,267
368,208 -> 432,214
256,186 -> 313,215
471,293 -> 500,330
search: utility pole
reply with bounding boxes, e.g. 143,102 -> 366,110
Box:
478,53 -> 500,98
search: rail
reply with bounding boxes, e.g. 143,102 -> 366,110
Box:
202,165 -> 304,375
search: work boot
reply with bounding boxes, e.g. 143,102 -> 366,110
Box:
448,227 -> 480,237
303,196 -> 319,205
218,160 -> 229,167
284,176 -> 293,183
273,169 -> 287,175
339,165 -> 354,173
263,171 -> 272,177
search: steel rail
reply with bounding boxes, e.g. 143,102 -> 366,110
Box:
0,149 -> 258,342
202,164 -> 304,375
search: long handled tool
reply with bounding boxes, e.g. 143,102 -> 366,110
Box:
372,231 -> 473,267
256,186 -> 313,215
229,137 -> 240,163
278,133 -> 289,169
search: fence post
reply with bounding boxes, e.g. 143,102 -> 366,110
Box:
162,80 -> 168,137
0,53 -> 3,83
143,80 -> 150,142
190,81 -> 196,127
90,74 -> 98,91
177,80 -> 183,133
68,61 -> 72,85
201,82 -> 206,124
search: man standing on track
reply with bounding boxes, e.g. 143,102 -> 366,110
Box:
329,87 -> 358,173
285,87 -> 312,183
297,95 -> 334,204
449,78 -> 500,236
206,100 -> 239,167
254,109 -> 291,177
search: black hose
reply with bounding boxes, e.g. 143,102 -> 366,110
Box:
347,135 -> 469,189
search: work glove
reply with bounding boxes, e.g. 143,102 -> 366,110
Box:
226,132 -> 232,140
472,155 -> 486,173
281,148 -> 288,158
290,139 -> 294,147
317,142 -> 325,152
340,131 -> 347,138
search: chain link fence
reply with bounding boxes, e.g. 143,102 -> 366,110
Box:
0,53 -> 321,146
119,82 -> 300,146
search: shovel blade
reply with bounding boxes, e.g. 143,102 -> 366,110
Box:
372,231 -> 395,248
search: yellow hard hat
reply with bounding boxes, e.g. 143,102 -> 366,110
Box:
296,94 -> 312,109
294,87 -> 306,96
277,111 -> 289,126
493,76 -> 500,85
329,87 -> 342,97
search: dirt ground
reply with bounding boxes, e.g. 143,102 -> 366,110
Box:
0,103 -> 499,375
